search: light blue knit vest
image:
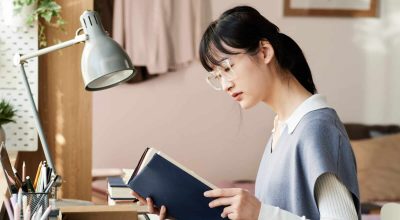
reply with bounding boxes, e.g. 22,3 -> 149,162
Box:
255,108 -> 361,220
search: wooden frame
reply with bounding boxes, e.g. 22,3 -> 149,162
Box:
284,0 -> 379,17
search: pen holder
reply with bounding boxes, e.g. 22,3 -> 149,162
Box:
20,192 -> 50,220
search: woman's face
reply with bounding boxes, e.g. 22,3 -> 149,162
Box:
214,46 -> 274,109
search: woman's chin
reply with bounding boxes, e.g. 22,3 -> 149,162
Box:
239,100 -> 257,110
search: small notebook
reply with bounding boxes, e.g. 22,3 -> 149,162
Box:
127,147 -> 227,220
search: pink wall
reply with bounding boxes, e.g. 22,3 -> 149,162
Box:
93,0 -> 400,184
93,62 -> 272,183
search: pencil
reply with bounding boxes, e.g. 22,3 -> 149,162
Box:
33,161 -> 43,188
22,161 -> 26,182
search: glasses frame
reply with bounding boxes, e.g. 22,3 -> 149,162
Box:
205,59 -> 236,91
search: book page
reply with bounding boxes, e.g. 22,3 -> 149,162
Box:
138,148 -> 159,174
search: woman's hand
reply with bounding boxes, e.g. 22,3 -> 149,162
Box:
131,191 -> 168,220
204,188 -> 261,220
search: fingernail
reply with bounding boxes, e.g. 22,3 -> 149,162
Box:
221,213 -> 226,218
161,205 -> 166,211
204,191 -> 209,197
208,202 -> 213,208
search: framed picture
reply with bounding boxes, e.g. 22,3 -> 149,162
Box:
284,0 -> 379,17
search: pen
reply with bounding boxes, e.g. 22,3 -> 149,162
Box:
40,163 -> 47,192
47,167 -> 52,183
44,175 -> 59,193
23,207 -> 31,220
10,194 -> 17,209
5,169 -> 18,193
22,195 -> 28,219
17,188 -> 22,207
26,176 -> 36,193
12,167 -> 23,187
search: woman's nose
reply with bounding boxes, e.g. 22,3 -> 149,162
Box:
221,77 -> 234,92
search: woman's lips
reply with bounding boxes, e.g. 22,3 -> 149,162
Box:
231,92 -> 243,101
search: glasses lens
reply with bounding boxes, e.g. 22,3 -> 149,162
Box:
220,59 -> 234,81
206,73 -> 222,90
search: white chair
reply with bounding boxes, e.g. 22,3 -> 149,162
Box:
381,203 -> 400,220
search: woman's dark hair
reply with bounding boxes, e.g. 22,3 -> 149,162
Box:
199,6 -> 317,94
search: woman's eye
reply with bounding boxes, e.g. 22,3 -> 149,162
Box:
224,67 -> 231,72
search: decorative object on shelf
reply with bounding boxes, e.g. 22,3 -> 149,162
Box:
0,99 -> 17,145
284,0 -> 379,17
13,10 -> 135,191
3,0 -> 65,47
0,0 -> 36,27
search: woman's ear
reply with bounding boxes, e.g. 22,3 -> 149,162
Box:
260,40 -> 274,64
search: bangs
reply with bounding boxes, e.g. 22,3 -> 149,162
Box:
199,22 -> 241,72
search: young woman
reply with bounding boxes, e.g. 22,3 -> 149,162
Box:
133,6 -> 361,220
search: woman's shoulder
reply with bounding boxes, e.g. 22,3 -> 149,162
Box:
295,107 -> 347,144
298,108 -> 340,132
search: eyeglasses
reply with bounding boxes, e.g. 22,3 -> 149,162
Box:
206,59 -> 236,91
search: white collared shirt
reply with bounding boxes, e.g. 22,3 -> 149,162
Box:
272,94 -> 329,151
273,94 -> 330,134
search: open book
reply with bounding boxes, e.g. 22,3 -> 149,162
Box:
127,147 -> 227,220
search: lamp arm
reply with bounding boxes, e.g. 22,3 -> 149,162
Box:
14,33 -> 88,65
12,30 -> 87,183
18,63 -> 58,177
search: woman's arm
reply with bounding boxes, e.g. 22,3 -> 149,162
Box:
258,173 -> 358,220
315,173 -> 358,220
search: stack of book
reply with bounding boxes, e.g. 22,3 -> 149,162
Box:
107,170 -> 137,205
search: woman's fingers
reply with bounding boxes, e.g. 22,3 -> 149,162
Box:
147,197 -> 159,214
133,194 -> 167,219
204,188 -> 243,198
159,205 -> 167,220
131,191 -> 146,205
221,205 -> 234,218
209,196 -> 234,208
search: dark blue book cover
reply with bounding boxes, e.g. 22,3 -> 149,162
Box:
108,176 -> 127,188
128,154 -> 227,220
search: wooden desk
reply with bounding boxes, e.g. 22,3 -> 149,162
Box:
58,204 -> 148,220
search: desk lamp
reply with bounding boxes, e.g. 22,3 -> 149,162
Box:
13,10 -> 135,188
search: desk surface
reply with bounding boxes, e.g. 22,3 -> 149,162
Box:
59,204 -> 148,213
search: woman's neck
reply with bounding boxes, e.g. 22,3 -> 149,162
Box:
266,75 -> 312,122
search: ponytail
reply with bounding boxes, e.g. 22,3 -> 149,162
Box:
275,33 -> 317,94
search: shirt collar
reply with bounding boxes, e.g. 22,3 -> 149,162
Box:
277,94 -> 330,134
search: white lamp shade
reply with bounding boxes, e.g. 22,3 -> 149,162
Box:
80,11 -> 136,91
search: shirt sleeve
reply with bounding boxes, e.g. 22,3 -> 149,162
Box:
258,174 -> 357,220
315,173 -> 358,220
